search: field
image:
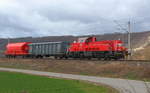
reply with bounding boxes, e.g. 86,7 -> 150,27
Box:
0,71 -> 117,93
0,58 -> 150,81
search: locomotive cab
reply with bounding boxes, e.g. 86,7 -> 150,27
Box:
76,37 -> 96,43
85,37 -> 97,43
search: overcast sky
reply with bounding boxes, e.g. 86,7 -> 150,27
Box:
0,0 -> 149,38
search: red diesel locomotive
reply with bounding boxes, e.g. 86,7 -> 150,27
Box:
5,37 -> 128,60
68,37 -> 127,59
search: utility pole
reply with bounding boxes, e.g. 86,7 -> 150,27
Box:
128,21 -> 132,58
114,20 -> 132,59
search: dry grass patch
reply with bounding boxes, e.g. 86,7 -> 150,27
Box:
0,58 -> 150,81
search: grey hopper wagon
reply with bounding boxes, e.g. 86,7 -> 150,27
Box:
29,42 -> 70,58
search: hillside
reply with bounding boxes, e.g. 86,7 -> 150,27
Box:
1,31 -> 150,59
133,46 -> 150,60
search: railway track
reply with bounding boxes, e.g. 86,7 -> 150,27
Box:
44,58 -> 150,66
1,57 -> 150,65
40,58 -> 150,63
44,59 -> 150,66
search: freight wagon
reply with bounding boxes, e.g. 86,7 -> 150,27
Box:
5,42 -> 31,58
29,42 -> 69,58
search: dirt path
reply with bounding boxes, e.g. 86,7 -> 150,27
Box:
0,67 -> 149,93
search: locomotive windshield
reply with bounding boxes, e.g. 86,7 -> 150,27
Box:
78,37 -> 89,43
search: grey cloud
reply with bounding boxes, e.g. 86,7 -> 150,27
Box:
0,0 -> 150,38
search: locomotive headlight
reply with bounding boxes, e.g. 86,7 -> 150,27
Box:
118,43 -> 122,46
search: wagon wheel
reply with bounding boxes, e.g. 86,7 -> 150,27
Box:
58,56 -> 63,59
54,56 -> 58,59
98,57 -> 101,60
64,56 -> 68,59
79,53 -> 84,59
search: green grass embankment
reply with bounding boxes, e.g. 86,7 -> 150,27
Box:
0,71 -> 117,93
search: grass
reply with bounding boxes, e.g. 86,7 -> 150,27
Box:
0,71 -> 117,93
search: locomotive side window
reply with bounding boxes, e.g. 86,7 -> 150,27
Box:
80,40 -> 85,43
86,39 -> 92,43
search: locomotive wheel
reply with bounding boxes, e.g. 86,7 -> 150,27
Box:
98,57 -> 101,60
22,56 -> 25,58
104,57 -> 111,60
79,53 -> 84,59
13,56 -> 16,58
87,57 -> 91,60
73,57 -> 77,60
79,56 -> 84,60
113,57 -> 119,60
64,56 -> 68,59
